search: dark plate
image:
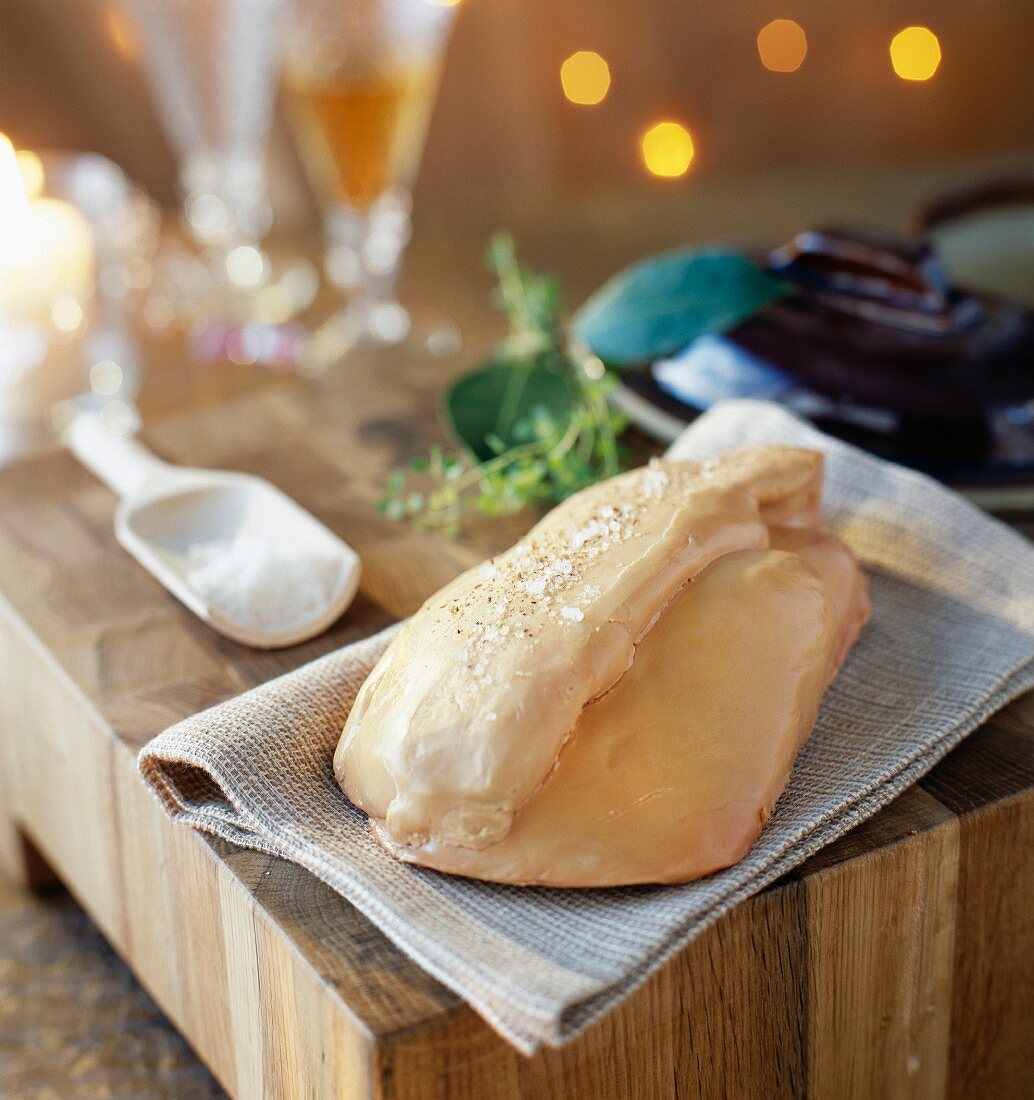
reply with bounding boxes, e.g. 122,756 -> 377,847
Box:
613,365 -> 1034,512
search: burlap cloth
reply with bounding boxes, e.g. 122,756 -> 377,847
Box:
139,400 -> 1034,1053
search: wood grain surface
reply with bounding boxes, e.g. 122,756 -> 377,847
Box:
0,878 -> 224,1098
0,191 -> 1032,1099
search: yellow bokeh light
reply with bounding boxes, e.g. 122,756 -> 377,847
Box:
890,26 -> 941,81
757,19 -> 808,73
560,51 -> 612,106
16,150 -> 44,199
641,121 -> 695,179
425,0 -> 462,6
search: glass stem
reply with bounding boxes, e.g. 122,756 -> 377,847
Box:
180,151 -> 271,255
326,188 -> 412,309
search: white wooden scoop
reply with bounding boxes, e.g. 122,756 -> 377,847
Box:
67,413 -> 361,649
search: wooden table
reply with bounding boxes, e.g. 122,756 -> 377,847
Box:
0,878 -> 225,1097
1,180 -> 1032,1099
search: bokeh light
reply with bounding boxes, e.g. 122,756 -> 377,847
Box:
641,122 -> 695,179
99,399 -> 138,437
890,26 -> 941,81
560,51 -> 612,106
757,19 -> 808,73
51,298 -> 85,333
89,359 -> 125,397
226,244 -> 267,289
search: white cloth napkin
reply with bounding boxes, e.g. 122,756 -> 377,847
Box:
139,400 -> 1034,1053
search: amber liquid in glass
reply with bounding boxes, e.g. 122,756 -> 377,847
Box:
283,57 -> 440,211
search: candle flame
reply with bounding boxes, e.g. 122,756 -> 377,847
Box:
16,151 -> 44,200
0,135 -> 31,219
104,5 -> 140,62
0,135 -> 34,272
0,134 -> 95,314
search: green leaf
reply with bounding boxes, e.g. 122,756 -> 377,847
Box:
573,248 -> 786,366
442,361 -> 574,462
382,233 -> 628,535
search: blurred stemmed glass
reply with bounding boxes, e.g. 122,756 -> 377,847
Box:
282,0 -> 459,365
122,0 -> 317,346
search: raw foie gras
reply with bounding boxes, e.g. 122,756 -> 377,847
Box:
335,446 -> 870,886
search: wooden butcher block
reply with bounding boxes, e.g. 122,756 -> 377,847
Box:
0,221 -> 1032,1100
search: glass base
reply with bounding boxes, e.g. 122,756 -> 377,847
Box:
144,237 -> 320,336
300,298 -> 462,375
324,189 -> 413,293
300,298 -> 407,374
301,188 -> 465,372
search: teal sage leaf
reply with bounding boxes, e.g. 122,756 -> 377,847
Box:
442,361 -> 573,462
573,248 -> 787,366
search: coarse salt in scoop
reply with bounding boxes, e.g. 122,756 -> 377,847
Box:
67,412 -> 360,648
186,532 -> 347,635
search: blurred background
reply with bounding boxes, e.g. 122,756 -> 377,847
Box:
0,1 -> 1032,495
3,0 -> 1032,225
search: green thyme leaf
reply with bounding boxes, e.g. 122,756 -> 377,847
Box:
380,234 -> 626,535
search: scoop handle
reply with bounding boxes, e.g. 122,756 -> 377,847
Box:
67,413 -> 169,499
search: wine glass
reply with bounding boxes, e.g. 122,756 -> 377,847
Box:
123,0 -> 317,337
282,0 -> 459,362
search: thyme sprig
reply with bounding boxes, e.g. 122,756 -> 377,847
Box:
380,234 -> 625,536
